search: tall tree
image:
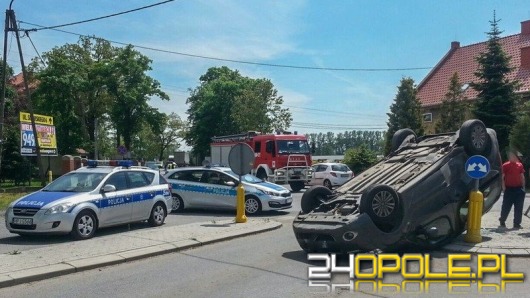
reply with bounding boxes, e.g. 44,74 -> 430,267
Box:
385,77 -> 424,154
435,72 -> 469,133
470,14 -> 520,152
186,66 -> 291,160
107,45 -> 169,151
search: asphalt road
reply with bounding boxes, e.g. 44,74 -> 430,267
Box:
0,187 -> 302,254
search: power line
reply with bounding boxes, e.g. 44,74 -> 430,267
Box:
26,1 -> 176,32
284,104 -> 386,118
19,21 -> 433,72
24,31 -> 46,65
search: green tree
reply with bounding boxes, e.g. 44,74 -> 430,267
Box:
470,14 -> 520,152
186,66 -> 291,160
31,37 -> 117,155
343,144 -> 378,174
435,72 -> 469,133
385,77 -> 424,154
510,101 -> 530,184
107,45 -> 169,151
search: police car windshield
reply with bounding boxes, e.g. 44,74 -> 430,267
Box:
223,170 -> 263,184
43,172 -> 107,192
277,140 -> 310,154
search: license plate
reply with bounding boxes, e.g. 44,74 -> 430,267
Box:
286,198 -> 293,204
341,174 -> 349,177
13,218 -> 33,225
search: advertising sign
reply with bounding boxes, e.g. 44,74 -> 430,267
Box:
19,112 -> 58,156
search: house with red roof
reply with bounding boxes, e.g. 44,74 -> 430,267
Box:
417,20 -> 530,134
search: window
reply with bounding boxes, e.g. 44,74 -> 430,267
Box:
127,172 -> 150,188
169,170 -> 204,183
315,165 -> 327,172
423,113 -> 433,123
254,141 -> 261,153
277,140 -> 310,154
142,172 -> 155,183
105,172 -> 128,191
331,164 -> 350,172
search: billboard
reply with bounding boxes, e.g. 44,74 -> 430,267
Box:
19,112 -> 58,156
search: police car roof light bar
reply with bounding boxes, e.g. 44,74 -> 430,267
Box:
86,160 -> 133,168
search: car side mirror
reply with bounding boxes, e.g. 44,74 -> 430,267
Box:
226,181 -> 236,187
101,184 -> 117,193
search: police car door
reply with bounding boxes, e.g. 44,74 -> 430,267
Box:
215,172 -> 238,208
98,172 -> 132,225
128,171 -> 157,221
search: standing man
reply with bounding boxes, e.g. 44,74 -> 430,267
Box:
499,151 -> 526,229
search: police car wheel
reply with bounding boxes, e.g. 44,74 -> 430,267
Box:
171,194 -> 184,212
71,210 -> 97,240
148,202 -> 166,227
245,196 -> 261,215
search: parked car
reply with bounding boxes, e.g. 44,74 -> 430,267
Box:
309,163 -> 354,189
145,161 -> 164,171
293,119 -> 502,253
164,167 -> 292,215
5,160 -> 172,240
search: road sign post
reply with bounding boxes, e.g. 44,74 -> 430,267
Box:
463,155 -> 490,243
228,143 -> 255,224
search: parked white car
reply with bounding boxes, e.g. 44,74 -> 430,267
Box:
308,163 -> 353,189
164,167 -> 292,215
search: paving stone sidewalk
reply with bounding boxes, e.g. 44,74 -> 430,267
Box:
0,218 -> 281,288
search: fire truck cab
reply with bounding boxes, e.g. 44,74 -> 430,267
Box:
210,131 -> 313,192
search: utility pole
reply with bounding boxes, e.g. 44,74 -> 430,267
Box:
0,1 -> 44,183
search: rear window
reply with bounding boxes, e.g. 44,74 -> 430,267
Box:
159,175 -> 169,185
331,164 -> 350,172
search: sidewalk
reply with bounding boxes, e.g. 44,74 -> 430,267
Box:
0,218 -> 281,288
442,194 -> 530,256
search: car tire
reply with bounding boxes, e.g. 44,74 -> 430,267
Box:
323,179 -> 332,190
171,194 -> 184,212
391,129 -> 416,152
360,185 -> 402,230
459,119 -> 491,156
70,210 -> 97,240
148,202 -> 166,227
289,181 -> 305,192
301,185 -> 332,214
245,196 -> 262,215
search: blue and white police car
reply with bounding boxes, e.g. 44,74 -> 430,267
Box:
4,160 -> 172,240
164,167 -> 292,214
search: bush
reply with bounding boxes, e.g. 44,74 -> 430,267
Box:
343,144 -> 378,175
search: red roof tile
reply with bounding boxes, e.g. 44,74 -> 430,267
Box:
418,24 -> 530,107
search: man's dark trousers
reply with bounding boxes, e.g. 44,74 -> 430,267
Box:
500,187 -> 526,226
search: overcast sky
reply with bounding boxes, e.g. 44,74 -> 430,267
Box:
6,0 -> 530,134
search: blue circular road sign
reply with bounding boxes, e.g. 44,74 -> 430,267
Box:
465,155 -> 490,179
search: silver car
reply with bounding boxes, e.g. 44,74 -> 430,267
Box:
4,160 -> 172,240
164,167 -> 292,215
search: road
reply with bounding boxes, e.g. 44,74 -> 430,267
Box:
1,189 -> 530,297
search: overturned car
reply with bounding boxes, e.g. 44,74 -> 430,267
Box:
293,120 -> 502,253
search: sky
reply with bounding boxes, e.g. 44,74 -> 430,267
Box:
5,0 -> 530,135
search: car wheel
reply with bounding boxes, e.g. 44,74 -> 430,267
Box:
148,202 -> 166,227
459,119 -> 491,155
245,196 -> 262,215
391,129 -> 416,152
323,179 -> 332,190
70,210 -> 97,240
171,194 -> 184,212
360,185 -> 402,230
289,181 -> 305,192
301,185 -> 333,214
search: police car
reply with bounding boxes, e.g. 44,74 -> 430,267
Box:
4,160 -> 172,240
164,167 -> 292,215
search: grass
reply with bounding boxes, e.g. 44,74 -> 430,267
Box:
0,180 -> 43,189
0,192 -> 29,211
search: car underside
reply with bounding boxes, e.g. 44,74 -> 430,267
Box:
293,120 -> 502,253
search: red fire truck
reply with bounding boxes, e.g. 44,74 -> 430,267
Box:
210,131 -> 313,192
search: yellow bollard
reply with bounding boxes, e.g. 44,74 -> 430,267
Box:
235,183 -> 247,223
464,190 -> 484,243
47,169 -> 53,184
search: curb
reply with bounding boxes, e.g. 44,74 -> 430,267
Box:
440,244 -> 530,257
0,221 -> 282,288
